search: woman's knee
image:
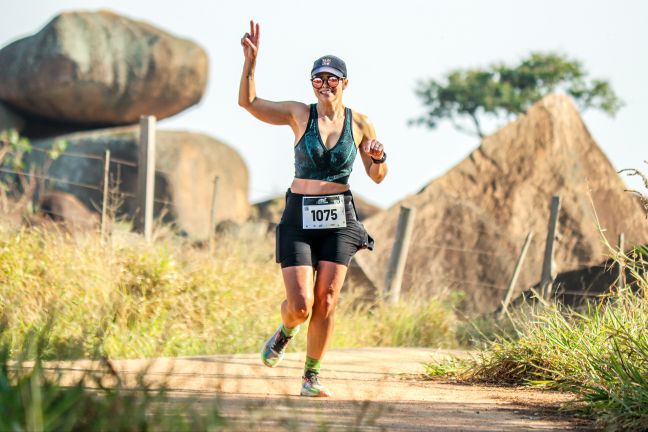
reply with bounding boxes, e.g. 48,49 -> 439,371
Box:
287,297 -> 312,320
313,291 -> 337,319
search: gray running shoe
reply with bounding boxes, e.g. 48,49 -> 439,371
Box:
300,371 -> 332,397
261,324 -> 298,367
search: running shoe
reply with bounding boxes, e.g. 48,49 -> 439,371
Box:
261,324 -> 298,367
300,371 -> 332,397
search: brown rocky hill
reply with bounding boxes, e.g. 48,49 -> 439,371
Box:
354,94 -> 648,314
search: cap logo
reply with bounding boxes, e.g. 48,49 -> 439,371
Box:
322,58 -> 332,66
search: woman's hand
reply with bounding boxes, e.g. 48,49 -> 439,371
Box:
362,139 -> 385,160
241,20 -> 260,63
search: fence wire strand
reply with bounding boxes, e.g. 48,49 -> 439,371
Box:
0,168 -> 102,192
29,147 -> 137,167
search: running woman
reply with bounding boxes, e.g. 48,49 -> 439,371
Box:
238,20 -> 387,397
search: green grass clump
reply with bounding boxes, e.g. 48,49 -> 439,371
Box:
459,245 -> 648,430
0,223 -> 458,360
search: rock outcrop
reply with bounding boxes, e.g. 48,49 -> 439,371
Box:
355,94 -> 648,314
39,191 -> 99,230
0,10 -> 208,125
29,126 -> 250,239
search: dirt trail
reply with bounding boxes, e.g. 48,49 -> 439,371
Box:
49,348 -> 594,431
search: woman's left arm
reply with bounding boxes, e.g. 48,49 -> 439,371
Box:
356,114 -> 388,184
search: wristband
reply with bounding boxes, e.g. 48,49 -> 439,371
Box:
371,152 -> 387,164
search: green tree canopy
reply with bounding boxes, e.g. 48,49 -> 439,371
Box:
412,52 -> 623,138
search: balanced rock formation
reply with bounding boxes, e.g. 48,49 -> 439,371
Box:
355,94 -> 648,314
28,126 -> 249,239
0,10 -> 208,125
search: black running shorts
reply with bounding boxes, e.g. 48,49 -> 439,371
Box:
275,189 -> 374,268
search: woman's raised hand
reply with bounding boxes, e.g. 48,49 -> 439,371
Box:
241,20 -> 260,62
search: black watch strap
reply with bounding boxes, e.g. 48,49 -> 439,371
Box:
371,152 -> 387,164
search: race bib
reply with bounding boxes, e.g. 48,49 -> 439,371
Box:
302,195 -> 347,229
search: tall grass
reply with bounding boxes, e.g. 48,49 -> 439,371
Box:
0,222 -> 458,360
461,245 -> 648,430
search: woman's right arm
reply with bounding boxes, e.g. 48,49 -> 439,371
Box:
238,21 -> 305,127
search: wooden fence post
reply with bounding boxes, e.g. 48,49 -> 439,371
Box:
209,176 -> 220,253
136,115 -> 156,242
498,231 -> 534,319
101,149 -> 111,242
540,195 -> 561,300
617,233 -> 625,290
384,206 -> 416,304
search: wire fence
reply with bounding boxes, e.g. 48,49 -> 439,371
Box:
380,197 -> 626,310
0,140 -> 183,227
29,146 -> 138,168
0,167 -> 102,192
1,136 -> 623,305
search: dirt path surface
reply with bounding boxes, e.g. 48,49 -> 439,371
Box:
50,348 -> 594,431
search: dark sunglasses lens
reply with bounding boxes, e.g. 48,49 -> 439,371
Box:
312,78 -> 323,88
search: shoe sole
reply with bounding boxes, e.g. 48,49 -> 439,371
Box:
300,388 -> 332,397
261,346 -> 282,368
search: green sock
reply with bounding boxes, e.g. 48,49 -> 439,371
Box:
281,324 -> 299,337
304,356 -> 321,375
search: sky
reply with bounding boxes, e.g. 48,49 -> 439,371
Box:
1,0 -> 647,208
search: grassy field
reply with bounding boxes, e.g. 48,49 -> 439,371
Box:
0,222 -> 458,360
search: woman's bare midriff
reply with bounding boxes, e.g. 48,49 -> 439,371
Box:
290,178 -> 350,195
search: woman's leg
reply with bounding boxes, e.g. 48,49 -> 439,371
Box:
280,265 -> 315,327
261,264 -> 314,368
306,261 -> 348,360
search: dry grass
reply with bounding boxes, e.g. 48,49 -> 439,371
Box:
0,222 -> 459,360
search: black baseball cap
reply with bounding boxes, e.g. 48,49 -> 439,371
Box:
311,55 -> 347,78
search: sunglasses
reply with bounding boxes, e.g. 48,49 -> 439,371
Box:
311,75 -> 344,89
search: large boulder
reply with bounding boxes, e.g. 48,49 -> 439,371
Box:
0,10 -> 208,125
355,94 -> 648,314
28,126 -> 249,239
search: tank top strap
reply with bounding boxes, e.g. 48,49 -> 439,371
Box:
308,104 -> 318,129
344,107 -> 353,132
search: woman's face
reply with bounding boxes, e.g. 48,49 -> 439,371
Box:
311,73 -> 347,102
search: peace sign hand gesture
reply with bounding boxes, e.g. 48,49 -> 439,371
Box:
241,20 -> 260,63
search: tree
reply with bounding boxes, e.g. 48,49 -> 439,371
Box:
411,52 -> 624,138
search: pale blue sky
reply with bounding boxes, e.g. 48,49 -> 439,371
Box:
2,0 -> 646,208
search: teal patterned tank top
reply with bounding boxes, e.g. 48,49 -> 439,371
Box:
294,104 -> 357,185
